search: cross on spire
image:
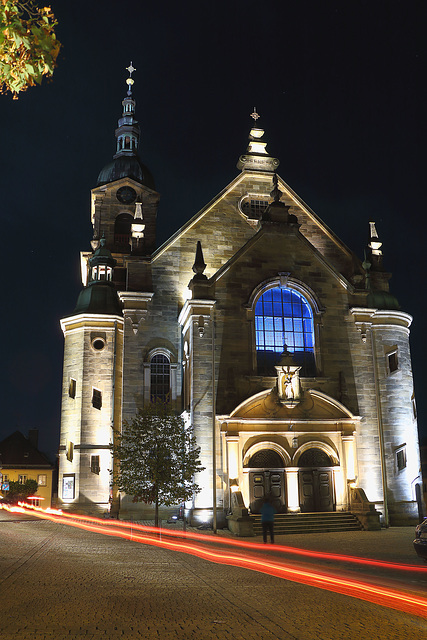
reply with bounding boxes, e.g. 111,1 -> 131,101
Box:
250,107 -> 260,121
126,62 -> 136,95
126,62 -> 136,76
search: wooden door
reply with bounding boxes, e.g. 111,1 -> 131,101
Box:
249,470 -> 286,513
298,469 -> 334,512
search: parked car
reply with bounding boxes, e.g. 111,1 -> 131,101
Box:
414,517 -> 427,560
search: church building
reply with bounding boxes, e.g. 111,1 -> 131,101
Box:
58,69 -> 422,529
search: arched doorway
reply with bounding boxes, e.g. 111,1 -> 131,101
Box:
298,448 -> 336,512
246,449 -> 286,514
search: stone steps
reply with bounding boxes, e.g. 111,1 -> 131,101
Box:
251,511 -> 363,535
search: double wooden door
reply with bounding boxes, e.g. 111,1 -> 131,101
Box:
249,470 -> 286,514
298,469 -> 334,512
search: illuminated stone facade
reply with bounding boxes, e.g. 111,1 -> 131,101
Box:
58,85 -> 422,527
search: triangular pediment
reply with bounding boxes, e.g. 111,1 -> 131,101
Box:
210,218 -> 353,292
152,171 -> 359,281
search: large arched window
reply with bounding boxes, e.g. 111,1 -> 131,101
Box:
255,287 -> 315,376
150,354 -> 170,402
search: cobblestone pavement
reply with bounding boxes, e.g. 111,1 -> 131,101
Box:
0,511 -> 426,640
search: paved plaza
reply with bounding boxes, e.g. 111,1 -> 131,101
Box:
0,511 -> 426,640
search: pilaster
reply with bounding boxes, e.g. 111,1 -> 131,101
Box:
178,298 -> 218,525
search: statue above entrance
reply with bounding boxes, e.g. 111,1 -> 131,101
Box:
275,347 -> 302,408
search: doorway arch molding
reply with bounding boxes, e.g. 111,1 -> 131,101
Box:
292,440 -> 339,466
243,441 -> 291,467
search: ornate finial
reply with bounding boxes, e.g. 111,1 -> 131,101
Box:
125,62 -> 136,96
270,173 -> 283,202
368,221 -> 382,255
237,109 -> 280,173
367,220 -> 383,272
192,240 -> 207,280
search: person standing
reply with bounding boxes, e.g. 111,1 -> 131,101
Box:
260,496 -> 276,544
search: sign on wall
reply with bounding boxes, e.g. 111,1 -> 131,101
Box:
62,475 -> 75,500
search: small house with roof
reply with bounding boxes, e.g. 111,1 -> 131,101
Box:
0,430 -> 54,508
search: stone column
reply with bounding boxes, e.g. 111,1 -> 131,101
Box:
285,467 -> 300,512
227,436 -> 240,482
179,298 -> 217,526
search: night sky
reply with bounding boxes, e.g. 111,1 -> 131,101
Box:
0,1 -> 425,460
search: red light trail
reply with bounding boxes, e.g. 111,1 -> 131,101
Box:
2,503 -> 426,619
12,502 -> 427,573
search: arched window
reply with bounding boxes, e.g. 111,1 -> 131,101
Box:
150,354 -> 170,402
246,449 -> 284,468
114,213 -> 133,246
255,287 -> 315,376
298,448 -> 335,467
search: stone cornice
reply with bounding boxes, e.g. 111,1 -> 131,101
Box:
60,314 -> 124,334
178,298 -> 216,334
350,307 -> 412,341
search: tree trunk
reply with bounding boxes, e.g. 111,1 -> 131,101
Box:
155,486 -> 159,528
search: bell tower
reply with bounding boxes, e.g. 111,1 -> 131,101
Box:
89,64 -> 160,272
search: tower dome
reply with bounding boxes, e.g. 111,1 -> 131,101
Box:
73,239 -> 122,316
97,155 -> 155,189
366,290 -> 400,311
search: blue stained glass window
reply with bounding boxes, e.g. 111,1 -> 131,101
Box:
255,287 -> 315,375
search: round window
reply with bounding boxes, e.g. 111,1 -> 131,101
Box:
92,338 -> 105,351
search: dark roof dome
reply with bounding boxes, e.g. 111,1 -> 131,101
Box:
73,281 -> 123,316
97,155 -> 155,189
367,290 -> 400,311
90,237 -> 117,268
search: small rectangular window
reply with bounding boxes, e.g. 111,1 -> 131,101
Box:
387,350 -> 398,374
18,475 -> 27,484
37,474 -> 47,486
66,441 -> 74,462
412,395 -> 417,420
91,455 -> 100,475
92,388 -> 102,410
69,378 -> 76,399
396,446 -> 407,472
